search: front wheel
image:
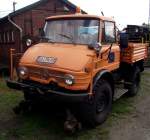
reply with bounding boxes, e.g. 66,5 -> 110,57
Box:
79,79 -> 113,127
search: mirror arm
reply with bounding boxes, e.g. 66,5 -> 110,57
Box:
107,43 -> 113,60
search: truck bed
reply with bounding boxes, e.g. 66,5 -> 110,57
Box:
121,43 -> 148,63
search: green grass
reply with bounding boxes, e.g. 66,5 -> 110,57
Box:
0,70 -> 150,140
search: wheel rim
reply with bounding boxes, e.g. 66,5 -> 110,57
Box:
96,91 -> 109,113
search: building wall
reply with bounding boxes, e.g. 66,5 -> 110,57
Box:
0,20 -> 21,67
0,0 -> 75,68
13,0 -> 75,37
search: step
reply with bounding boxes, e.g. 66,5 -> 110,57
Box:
113,88 -> 128,101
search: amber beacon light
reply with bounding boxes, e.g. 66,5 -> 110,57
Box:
76,6 -> 81,14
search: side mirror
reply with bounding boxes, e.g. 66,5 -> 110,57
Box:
88,42 -> 102,54
120,33 -> 128,49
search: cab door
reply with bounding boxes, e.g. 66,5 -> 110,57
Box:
96,20 -> 120,72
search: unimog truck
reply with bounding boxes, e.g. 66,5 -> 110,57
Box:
7,12 -> 148,128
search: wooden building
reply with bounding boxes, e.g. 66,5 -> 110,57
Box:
0,0 -> 86,70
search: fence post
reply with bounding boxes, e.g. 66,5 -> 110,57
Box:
10,48 -> 15,80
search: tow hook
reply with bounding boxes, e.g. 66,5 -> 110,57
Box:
64,109 -> 82,134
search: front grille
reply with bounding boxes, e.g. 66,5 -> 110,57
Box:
23,80 -> 88,94
27,67 -> 65,81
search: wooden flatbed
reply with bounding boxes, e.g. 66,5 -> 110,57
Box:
121,43 -> 148,63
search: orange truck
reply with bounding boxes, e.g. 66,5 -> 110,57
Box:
7,13 -> 148,127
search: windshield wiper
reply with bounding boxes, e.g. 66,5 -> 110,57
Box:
40,37 -> 55,43
57,33 -> 74,43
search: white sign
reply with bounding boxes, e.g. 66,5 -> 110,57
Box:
36,56 -> 57,64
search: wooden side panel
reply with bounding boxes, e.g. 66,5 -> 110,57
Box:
121,43 -> 148,63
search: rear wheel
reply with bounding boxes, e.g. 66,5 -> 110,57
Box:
125,68 -> 141,97
80,79 -> 113,127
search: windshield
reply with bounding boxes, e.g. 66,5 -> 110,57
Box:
43,19 -> 99,45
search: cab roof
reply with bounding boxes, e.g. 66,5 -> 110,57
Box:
46,14 -> 115,22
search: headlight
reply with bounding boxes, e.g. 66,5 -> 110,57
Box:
18,67 -> 28,79
26,39 -> 32,47
64,74 -> 74,85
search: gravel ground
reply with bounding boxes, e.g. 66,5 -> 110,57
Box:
109,96 -> 150,140
108,68 -> 150,140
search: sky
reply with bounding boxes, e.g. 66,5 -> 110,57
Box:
0,0 -> 149,29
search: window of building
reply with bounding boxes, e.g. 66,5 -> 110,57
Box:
1,33 -> 3,43
11,31 -> 14,42
0,33 -> 2,43
3,32 -> 6,43
7,32 -> 10,43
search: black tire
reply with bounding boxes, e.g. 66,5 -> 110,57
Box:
79,79 -> 113,127
125,68 -> 141,97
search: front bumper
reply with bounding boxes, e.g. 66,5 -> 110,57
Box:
6,79 -> 89,102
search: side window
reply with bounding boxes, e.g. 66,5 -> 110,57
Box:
102,21 -> 116,43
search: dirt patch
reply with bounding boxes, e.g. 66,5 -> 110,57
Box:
109,97 -> 150,140
108,70 -> 150,140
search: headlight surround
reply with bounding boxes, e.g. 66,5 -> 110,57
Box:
18,67 -> 29,79
64,74 -> 75,86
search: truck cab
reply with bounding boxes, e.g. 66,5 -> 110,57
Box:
16,15 -> 119,90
